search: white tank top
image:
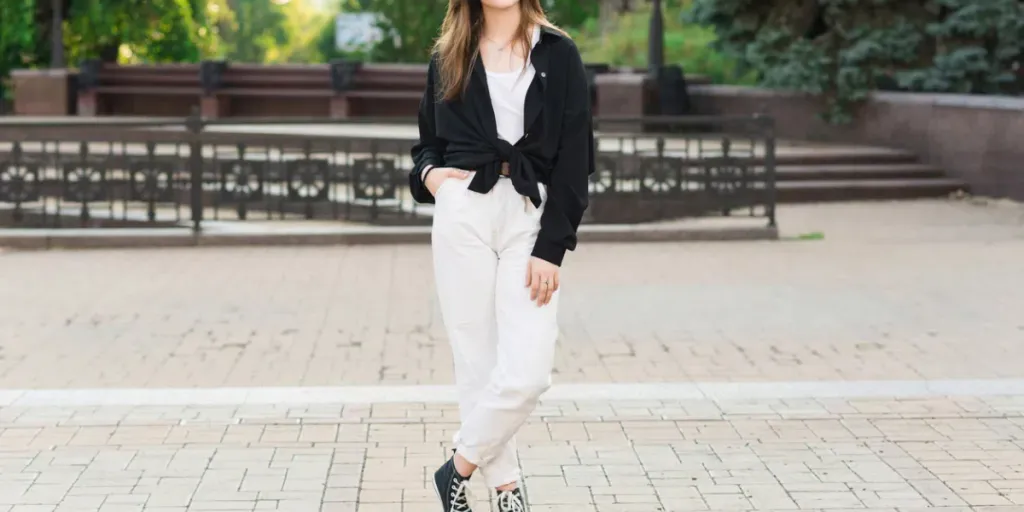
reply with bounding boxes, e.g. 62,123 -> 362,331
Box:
485,26 -> 541,144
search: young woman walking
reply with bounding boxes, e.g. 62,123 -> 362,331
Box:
408,0 -> 593,510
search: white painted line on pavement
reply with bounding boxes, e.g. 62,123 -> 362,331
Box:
1,379 -> 1023,407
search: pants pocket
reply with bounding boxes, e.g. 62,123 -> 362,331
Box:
434,178 -> 453,199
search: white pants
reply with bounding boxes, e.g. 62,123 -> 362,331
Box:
431,175 -> 559,489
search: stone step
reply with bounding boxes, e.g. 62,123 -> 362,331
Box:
777,178 -> 967,202
777,163 -> 944,181
774,148 -> 918,166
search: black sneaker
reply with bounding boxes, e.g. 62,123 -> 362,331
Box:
496,488 -> 525,512
433,456 -> 473,512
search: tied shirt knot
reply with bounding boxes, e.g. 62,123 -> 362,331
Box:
493,139 -> 543,208
445,137 -> 545,209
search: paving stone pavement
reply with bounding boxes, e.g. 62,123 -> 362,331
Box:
1,200 -> 1023,388
2,396 -> 1024,511
2,198 -> 1024,510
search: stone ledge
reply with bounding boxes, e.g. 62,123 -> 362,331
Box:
0,222 -> 777,250
690,84 -> 1024,111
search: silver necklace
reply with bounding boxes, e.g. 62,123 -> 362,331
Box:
482,34 -> 513,53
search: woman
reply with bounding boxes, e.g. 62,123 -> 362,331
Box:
408,0 -> 593,510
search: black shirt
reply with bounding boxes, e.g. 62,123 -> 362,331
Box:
409,25 -> 594,266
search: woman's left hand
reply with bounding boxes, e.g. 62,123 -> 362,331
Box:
527,257 -> 560,307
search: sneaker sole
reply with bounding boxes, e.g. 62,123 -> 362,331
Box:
433,476 -> 445,512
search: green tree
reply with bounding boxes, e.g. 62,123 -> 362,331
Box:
368,0 -> 447,62
543,0 -> 598,28
314,0 -> 444,63
897,0 -> 1024,94
573,4 -> 756,85
188,0 -> 234,58
0,0 -> 38,99
314,0 -> 597,64
687,0 -> 1024,121
2,0 -> 236,98
218,0 -> 291,63
272,0 -> 328,62
63,0 -> 210,63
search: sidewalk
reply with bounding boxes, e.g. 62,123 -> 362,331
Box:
2,392 -> 1024,511
1,199 -> 1023,511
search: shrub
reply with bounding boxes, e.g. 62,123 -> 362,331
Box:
687,0 -> 1024,122
0,0 -> 37,95
572,5 -> 757,85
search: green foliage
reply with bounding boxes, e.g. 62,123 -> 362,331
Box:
0,0 -> 37,96
272,0 -> 329,63
897,0 -> 1024,94
573,4 -> 757,85
64,0 -> 208,63
190,0 -> 234,58
543,0 -> 599,28
216,0 -> 290,63
688,0 -> 1024,122
191,0 -> 321,63
315,0 -> 445,63
1,0 -> 325,90
367,0 -> 447,63
315,0 -> 599,64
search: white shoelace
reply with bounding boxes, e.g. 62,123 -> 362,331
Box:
497,490 -> 526,512
449,479 -> 473,512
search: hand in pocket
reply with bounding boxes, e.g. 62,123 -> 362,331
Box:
425,167 -> 471,196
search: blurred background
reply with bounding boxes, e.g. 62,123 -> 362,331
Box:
2,5 -> 1024,509
0,0 -> 747,90
2,0 -> 1023,112
0,1 -> 1022,225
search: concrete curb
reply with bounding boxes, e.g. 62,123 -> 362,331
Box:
0,224 -> 778,250
0,378 -> 1022,407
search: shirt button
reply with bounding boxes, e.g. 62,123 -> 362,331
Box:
540,72 -> 546,78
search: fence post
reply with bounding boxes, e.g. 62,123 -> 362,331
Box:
329,60 -> 362,119
76,59 -> 102,116
759,113 -> 777,228
656,65 -> 691,121
199,60 -> 227,118
187,107 -> 204,232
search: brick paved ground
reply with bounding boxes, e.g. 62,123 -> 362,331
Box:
1,199 -> 1022,388
2,396 -> 1024,511
2,198 -> 1024,510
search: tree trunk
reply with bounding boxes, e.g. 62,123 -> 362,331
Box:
35,0 -> 70,67
50,0 -> 64,67
600,0 -> 633,35
99,44 -> 120,63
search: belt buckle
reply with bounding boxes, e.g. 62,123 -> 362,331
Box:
499,162 -> 510,177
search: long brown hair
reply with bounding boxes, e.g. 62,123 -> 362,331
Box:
433,0 -> 566,101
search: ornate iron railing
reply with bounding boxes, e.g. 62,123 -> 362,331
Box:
0,114 -> 776,229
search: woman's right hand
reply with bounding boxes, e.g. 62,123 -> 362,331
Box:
425,167 -> 471,196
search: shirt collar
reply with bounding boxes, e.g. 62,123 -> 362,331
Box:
538,24 -> 567,43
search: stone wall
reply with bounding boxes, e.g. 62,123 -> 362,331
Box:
689,85 -> 1024,201
10,69 -> 77,116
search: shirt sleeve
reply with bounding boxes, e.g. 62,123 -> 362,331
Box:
409,56 -> 446,204
531,43 -> 593,266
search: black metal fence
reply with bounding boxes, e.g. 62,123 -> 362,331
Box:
0,114 -> 776,229
0,83 -> 10,116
